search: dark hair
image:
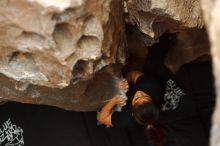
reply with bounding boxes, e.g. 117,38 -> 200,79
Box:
132,99 -> 159,125
132,100 -> 165,146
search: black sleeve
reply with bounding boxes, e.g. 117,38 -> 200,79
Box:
135,74 -> 162,102
111,102 -> 134,128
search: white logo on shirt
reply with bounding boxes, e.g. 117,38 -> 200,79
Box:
162,79 -> 185,111
0,118 -> 24,146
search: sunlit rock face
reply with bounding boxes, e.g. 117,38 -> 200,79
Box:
126,0 -> 204,43
125,0 -> 210,73
0,0 -> 126,111
201,0 -> 220,145
0,0 -> 125,88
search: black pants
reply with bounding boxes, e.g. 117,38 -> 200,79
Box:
187,61 -> 216,138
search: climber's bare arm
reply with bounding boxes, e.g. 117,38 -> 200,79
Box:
97,96 -> 126,126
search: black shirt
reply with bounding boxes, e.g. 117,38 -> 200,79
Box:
111,64 -> 209,146
0,103 -> 91,146
0,102 -> 131,146
112,34 -> 213,146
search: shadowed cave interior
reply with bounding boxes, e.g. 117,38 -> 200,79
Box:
0,24 -> 216,146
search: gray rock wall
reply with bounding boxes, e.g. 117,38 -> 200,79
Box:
0,0 -> 126,111
0,0 -> 126,88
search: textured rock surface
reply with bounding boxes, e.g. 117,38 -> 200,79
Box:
201,0 -> 220,145
0,0 -> 125,88
0,0 -> 214,112
0,64 -> 126,111
0,0 -> 126,111
164,28 -> 210,72
126,0 -> 209,73
126,0 -> 204,43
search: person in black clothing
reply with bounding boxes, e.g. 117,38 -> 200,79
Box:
141,33 -> 215,146
98,34 -> 215,146
98,65 -> 213,146
97,71 -> 164,146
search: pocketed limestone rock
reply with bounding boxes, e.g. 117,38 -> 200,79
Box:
0,0 -> 126,111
